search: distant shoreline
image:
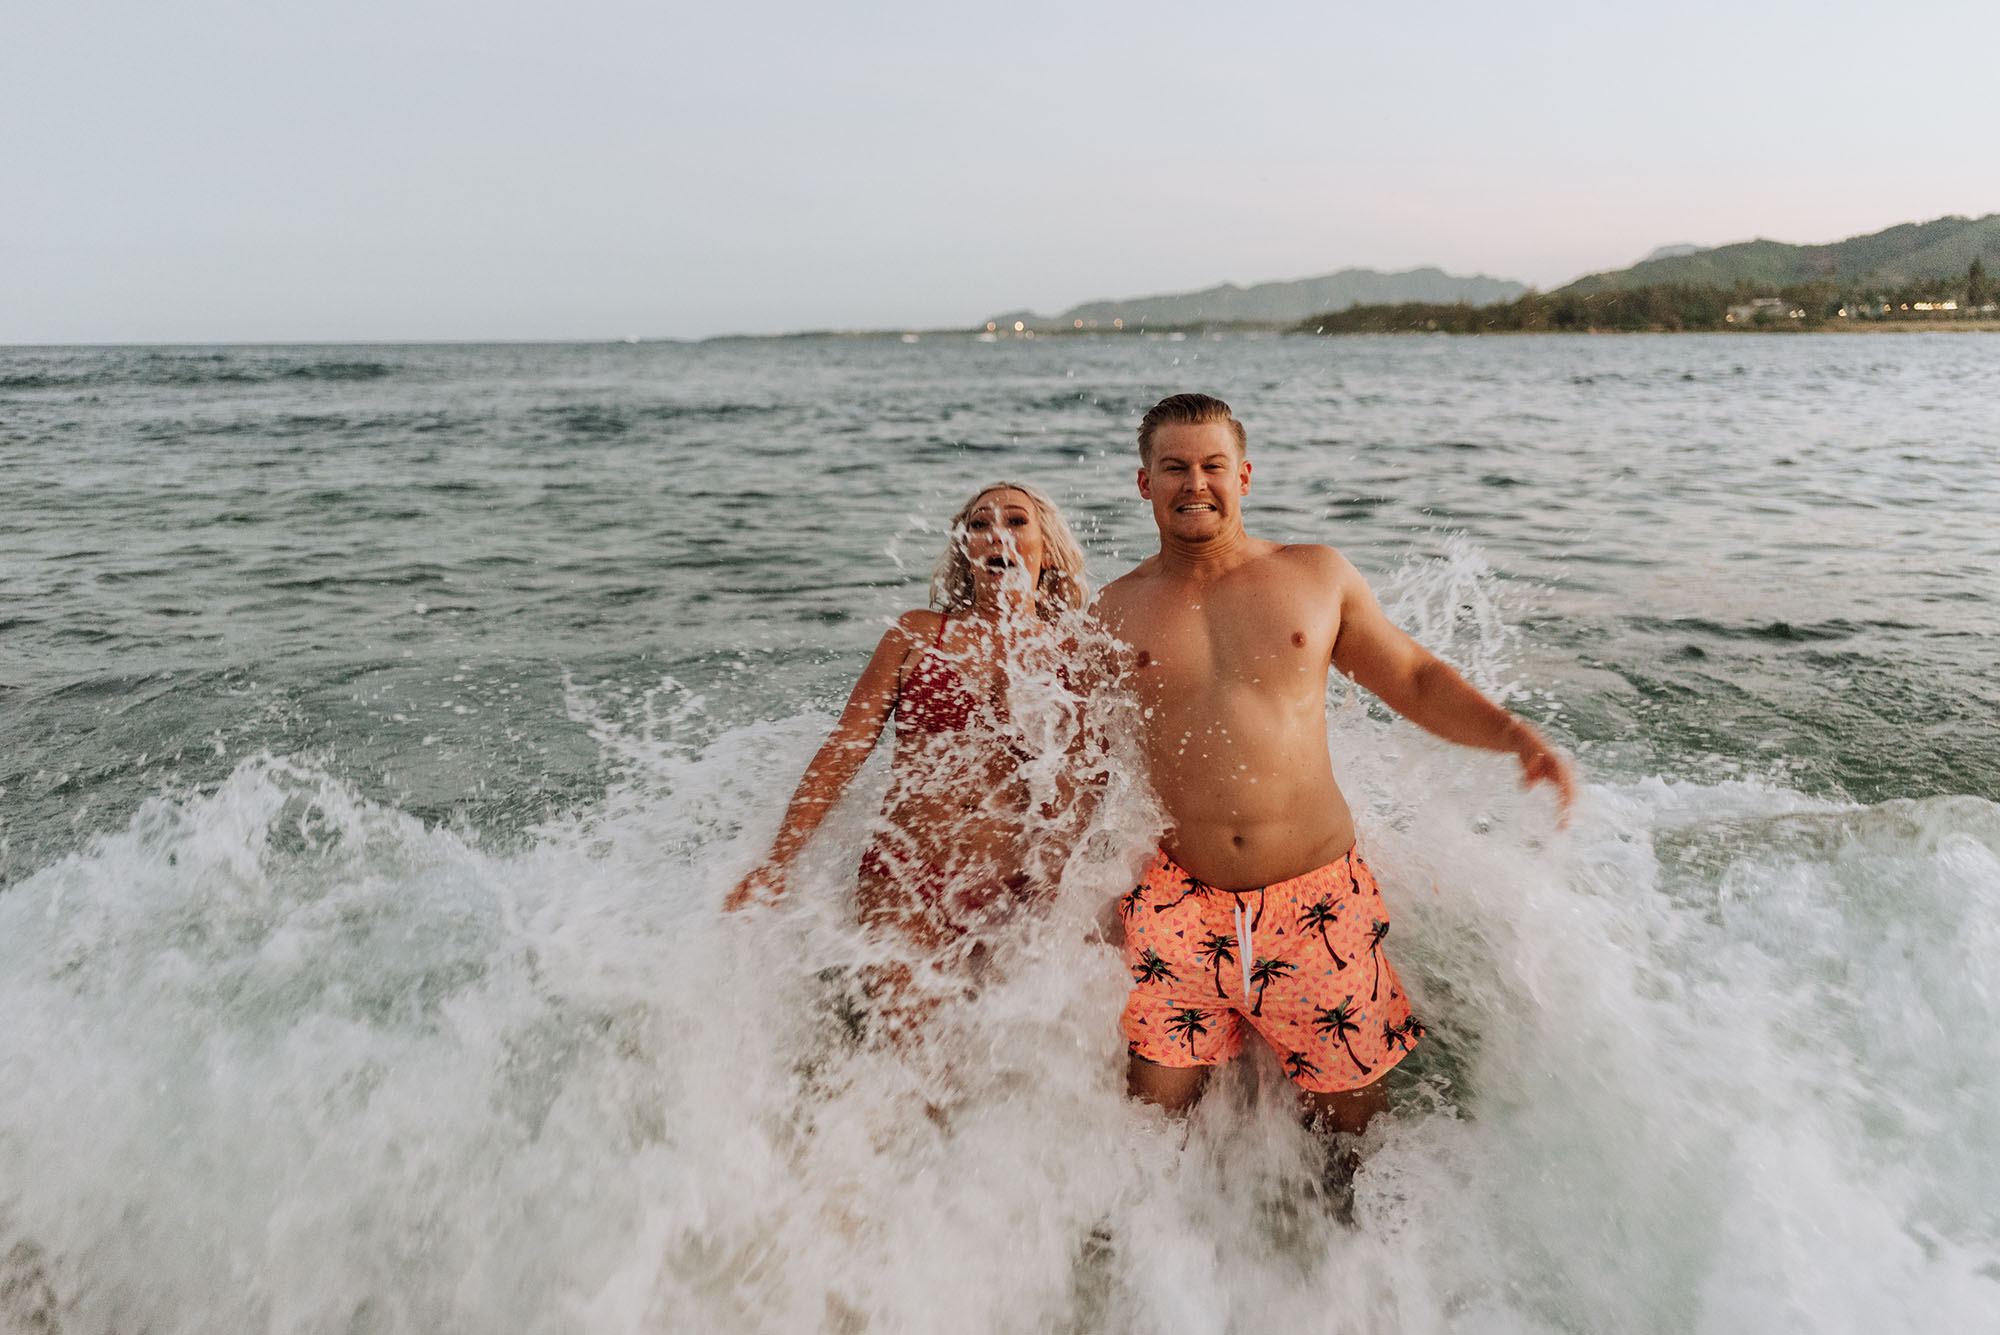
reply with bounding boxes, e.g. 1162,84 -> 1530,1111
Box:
1305,320 -> 2000,337
705,320 -> 2000,342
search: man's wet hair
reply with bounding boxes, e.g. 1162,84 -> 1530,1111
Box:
1136,393 -> 1248,466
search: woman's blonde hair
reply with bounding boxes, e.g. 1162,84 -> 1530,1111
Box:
929,481 -> 1087,619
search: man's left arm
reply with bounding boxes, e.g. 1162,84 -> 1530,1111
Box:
1326,552 -> 1578,820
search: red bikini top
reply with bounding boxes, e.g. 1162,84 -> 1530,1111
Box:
897,613 -> 986,734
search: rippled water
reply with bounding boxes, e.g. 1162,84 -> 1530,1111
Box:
2,334 -> 1997,1332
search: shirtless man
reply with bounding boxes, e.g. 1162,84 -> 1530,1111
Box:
1095,393 -> 1577,1135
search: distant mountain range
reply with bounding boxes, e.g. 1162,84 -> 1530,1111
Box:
970,214 -> 1996,335
988,266 -> 1527,329
1560,214 -> 2000,294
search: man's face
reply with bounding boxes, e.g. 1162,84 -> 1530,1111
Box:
1138,422 -> 1250,544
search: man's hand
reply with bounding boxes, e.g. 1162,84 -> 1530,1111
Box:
1510,725 -> 1579,826
724,862 -> 785,912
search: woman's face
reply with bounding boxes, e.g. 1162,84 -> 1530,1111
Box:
962,489 -> 1046,590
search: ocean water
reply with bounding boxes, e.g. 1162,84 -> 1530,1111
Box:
2,333 -> 1997,1332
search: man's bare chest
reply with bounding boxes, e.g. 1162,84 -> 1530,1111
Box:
1114,597 -> 1335,700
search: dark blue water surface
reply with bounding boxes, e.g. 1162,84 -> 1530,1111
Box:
6,333 -> 2000,1334
6,333 -> 1994,883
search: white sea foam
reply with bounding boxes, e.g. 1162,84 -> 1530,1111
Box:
3,560 -> 1998,1333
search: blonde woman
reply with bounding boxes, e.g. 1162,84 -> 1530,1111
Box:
727,482 -> 1090,968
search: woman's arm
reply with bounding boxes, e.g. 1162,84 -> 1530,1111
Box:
725,613 -> 930,910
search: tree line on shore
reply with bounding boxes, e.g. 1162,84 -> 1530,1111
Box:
1299,261 -> 1994,333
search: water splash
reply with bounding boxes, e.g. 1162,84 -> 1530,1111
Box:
4,553 -> 1999,1332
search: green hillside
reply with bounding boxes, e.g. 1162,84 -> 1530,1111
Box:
986,267 -> 1525,330
1561,214 -> 2000,294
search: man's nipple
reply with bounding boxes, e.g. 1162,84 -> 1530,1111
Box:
1291,631 -> 1306,648
1135,649 -> 1153,669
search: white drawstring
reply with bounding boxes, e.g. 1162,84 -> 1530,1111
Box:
1233,900 -> 1254,998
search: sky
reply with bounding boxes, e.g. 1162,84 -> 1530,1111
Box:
4,0 -> 1997,343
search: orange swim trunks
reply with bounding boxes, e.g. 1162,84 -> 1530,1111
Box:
1119,847 -> 1423,1094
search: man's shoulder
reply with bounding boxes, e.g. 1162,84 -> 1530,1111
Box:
1266,538 -> 1343,564
1227,542 -> 1372,615
1255,540 -> 1358,584
1095,558 -> 1164,605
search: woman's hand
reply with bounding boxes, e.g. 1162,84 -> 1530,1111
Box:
724,616 -> 923,916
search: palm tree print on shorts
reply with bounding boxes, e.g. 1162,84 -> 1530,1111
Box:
1382,1014 -> 1426,1054
1248,956 -> 1295,1016
1285,1050 -> 1321,1082
1119,884 -> 1146,919
1365,919 -> 1391,1000
1313,998 -> 1373,1077
1195,931 -> 1237,998
1164,1007 -> 1210,1051
1116,848 -> 1418,1091
1131,948 -> 1177,987
1299,894 -> 1349,970
1152,869 -> 1213,914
